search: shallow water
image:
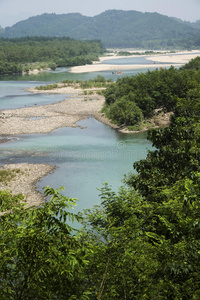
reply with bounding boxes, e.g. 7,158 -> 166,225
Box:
102,54 -> 176,65
0,55 -> 159,82
103,56 -> 155,65
0,67 -> 154,214
0,117 -> 153,212
0,68 -> 150,82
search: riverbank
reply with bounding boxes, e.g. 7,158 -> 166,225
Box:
70,50 -> 200,73
22,67 -> 51,75
0,163 -> 55,207
0,86 -> 107,205
0,86 -> 105,135
0,80 -> 172,136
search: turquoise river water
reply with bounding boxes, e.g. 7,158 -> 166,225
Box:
0,57 -> 155,213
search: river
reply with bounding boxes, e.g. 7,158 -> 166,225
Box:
0,57 -> 154,213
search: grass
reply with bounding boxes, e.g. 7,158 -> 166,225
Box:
127,121 -> 154,131
36,76 -> 113,91
0,169 -> 21,184
36,83 -> 59,90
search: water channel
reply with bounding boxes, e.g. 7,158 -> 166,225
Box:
0,56 -> 156,212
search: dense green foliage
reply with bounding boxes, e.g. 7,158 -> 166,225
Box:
103,58 -> 200,127
1,10 -> 200,49
180,56 -> 200,71
0,36 -> 104,75
0,187 -> 90,299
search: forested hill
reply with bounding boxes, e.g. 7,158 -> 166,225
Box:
1,10 -> 200,49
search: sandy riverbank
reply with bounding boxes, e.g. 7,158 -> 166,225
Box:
0,86 -> 106,135
0,163 -> 55,207
147,51 -> 200,64
0,85 -> 114,205
69,63 -> 181,73
70,50 -> 200,73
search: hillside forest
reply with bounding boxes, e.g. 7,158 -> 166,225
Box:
1,10 -> 200,49
0,37 -> 104,75
1,57 -> 200,299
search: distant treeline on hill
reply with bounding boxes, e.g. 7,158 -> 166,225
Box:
0,36 -> 104,75
1,10 -> 200,49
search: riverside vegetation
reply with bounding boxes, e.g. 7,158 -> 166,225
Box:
2,57 -> 200,299
35,75 -> 113,92
0,36 -> 104,75
103,57 -> 200,130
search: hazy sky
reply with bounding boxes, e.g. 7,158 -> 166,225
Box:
1,0 -> 200,28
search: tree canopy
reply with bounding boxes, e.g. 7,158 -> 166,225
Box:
0,187 -> 90,299
103,58 -> 200,129
0,36 -> 104,75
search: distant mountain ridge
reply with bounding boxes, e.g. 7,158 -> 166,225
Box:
1,10 -> 200,48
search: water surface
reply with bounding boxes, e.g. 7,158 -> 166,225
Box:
0,65 -> 154,214
0,81 -> 70,110
0,117 -> 153,212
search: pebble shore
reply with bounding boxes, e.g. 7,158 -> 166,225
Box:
0,85 -> 107,205
0,163 -> 55,207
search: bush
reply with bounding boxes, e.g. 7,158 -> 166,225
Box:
109,97 -> 143,126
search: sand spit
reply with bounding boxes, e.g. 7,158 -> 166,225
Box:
0,87 -> 105,135
69,63 -> 181,73
70,50 -> 200,73
147,51 -> 200,64
0,163 -> 55,207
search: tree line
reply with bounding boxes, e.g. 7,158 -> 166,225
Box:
0,36 -> 104,75
1,58 -> 200,298
103,57 -> 200,130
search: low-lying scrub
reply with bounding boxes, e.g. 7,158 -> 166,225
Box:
0,169 -> 21,184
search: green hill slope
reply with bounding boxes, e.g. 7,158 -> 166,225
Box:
1,10 -> 200,49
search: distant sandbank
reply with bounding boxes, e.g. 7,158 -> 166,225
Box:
70,50 -> 200,73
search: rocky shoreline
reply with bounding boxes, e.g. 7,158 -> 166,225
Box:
0,85 -> 107,205
0,163 -> 55,207
0,87 -> 105,135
